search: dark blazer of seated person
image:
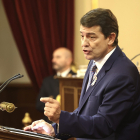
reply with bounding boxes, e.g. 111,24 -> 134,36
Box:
36,70 -> 76,123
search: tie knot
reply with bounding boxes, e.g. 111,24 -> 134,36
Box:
91,65 -> 97,73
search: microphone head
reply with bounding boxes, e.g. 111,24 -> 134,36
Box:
0,74 -> 24,93
19,74 -> 24,78
15,74 -> 24,78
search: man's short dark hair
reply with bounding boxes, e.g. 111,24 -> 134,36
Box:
80,8 -> 119,46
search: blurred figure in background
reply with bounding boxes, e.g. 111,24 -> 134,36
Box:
36,47 -> 76,123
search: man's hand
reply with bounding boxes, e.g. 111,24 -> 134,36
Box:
24,120 -> 55,137
40,97 -> 61,123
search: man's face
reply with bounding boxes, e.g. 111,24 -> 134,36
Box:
52,50 -> 67,72
80,25 -> 112,61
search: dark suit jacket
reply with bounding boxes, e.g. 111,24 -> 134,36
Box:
36,70 -> 76,122
53,46 -> 140,140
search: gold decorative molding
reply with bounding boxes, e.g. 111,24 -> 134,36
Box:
22,112 -> 32,128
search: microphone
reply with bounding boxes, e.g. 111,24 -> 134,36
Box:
0,102 -> 16,113
0,74 -> 24,93
0,74 -> 20,88
131,54 -> 140,61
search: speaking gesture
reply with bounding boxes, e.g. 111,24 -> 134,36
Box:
40,97 -> 61,123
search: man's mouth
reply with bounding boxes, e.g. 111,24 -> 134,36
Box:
52,63 -> 58,67
83,50 -> 91,54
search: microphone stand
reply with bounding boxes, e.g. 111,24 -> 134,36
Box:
131,54 -> 140,61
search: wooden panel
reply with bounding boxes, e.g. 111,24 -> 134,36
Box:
59,77 -> 83,112
64,92 -> 74,112
58,77 -> 83,140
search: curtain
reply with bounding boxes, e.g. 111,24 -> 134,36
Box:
2,0 -> 74,92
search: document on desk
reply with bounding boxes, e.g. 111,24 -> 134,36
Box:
0,125 -> 54,140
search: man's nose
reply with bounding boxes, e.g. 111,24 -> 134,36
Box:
81,37 -> 89,47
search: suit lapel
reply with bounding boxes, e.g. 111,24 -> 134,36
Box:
78,67 -> 106,111
79,61 -> 93,105
78,46 -> 123,113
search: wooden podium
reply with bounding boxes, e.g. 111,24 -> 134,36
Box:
58,77 -> 83,140
59,77 -> 83,112
0,126 -> 54,140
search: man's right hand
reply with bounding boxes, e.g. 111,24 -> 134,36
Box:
24,119 -> 55,137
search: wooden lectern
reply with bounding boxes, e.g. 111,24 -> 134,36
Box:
58,77 -> 83,140
0,126 -> 54,140
59,77 -> 83,112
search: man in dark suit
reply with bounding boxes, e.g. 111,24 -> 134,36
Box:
25,8 -> 140,140
36,47 -> 76,122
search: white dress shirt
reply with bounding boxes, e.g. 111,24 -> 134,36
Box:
57,68 -> 71,77
94,47 -> 116,75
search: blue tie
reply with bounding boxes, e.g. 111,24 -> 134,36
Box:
86,65 -> 97,90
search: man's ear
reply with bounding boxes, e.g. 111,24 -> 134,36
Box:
108,32 -> 116,45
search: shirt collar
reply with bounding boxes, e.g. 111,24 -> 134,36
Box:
57,68 -> 71,77
94,47 -> 116,74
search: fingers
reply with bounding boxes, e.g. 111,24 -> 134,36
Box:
40,98 -> 61,123
40,98 -> 60,112
24,125 -> 32,131
44,106 -> 60,115
44,102 -> 59,110
31,120 -> 45,128
44,107 -> 55,117
44,107 -> 61,123
32,121 -> 55,136
24,119 -> 55,136
32,122 -> 46,130
40,97 -> 59,104
24,120 -> 45,131
44,102 -> 61,116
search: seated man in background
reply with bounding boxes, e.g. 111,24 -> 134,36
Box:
36,47 -> 76,123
